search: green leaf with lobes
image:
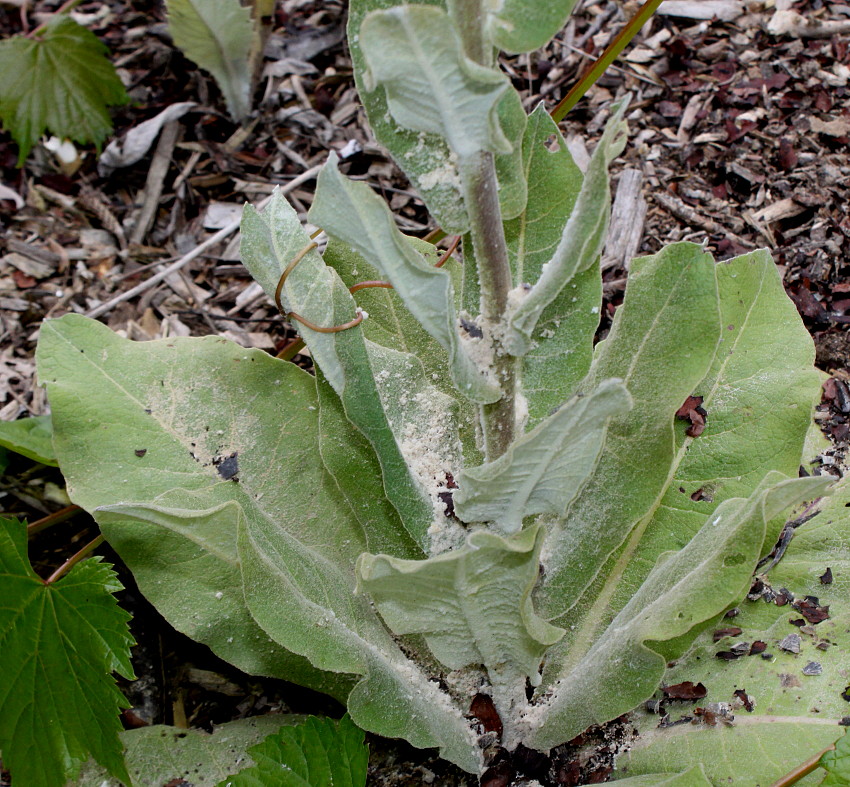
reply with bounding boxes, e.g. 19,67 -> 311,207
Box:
453,378 -> 632,533
0,414 -> 57,465
0,517 -> 134,787
165,0 -> 253,121
505,100 -> 629,356
0,17 -> 129,164
216,715 -> 368,787
359,4 -> 511,159
308,153 -> 502,404
821,729 -> 850,786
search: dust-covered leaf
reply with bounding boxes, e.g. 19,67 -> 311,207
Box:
216,715 -> 368,787
480,0 -> 580,53
166,0 -> 253,120
0,414 -> 56,465
0,17 -> 129,164
454,379 -> 631,532
0,517 -> 134,787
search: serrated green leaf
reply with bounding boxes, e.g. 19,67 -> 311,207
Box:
77,715 -> 307,787
360,5 -> 510,159
454,379 -> 631,532
240,191 -> 433,545
505,104 -> 599,426
506,101 -> 628,356
308,154 -> 501,404
0,414 -> 57,465
357,523 -> 564,735
217,715 -> 368,787
0,517 -> 134,787
478,0 -> 580,53
821,729 -> 850,786
36,315 -> 359,701
166,0 -> 253,120
0,17 -> 129,164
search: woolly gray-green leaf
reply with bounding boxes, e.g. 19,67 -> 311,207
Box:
505,101 -> 628,356
166,0 -> 253,120
454,379 -> 631,533
360,5 -> 510,159
308,154 -> 501,404
0,414 -> 56,465
240,190 -> 433,545
357,523 -> 563,735
480,0 -> 581,53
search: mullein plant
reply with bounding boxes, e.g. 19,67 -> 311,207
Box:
31,0 -> 850,783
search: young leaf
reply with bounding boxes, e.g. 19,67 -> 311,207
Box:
308,154 -> 501,404
505,101 -> 628,356
359,5 -> 511,159
165,0 -> 253,121
77,715 -> 308,787
36,315 -> 359,701
505,104 -> 600,426
478,0 -> 581,53
0,517 -> 134,787
821,729 -> 850,786
216,715 -> 368,787
527,473 -> 833,751
357,523 -> 564,733
0,413 -> 57,465
241,190 -> 433,544
453,379 -> 631,532
0,17 -> 129,165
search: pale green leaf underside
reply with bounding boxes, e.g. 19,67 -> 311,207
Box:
454,379 -> 631,532
506,101 -> 628,356
76,715 -> 307,787
308,154 -> 501,404
0,517 -> 134,787
217,715 -> 367,787
0,414 -> 57,466
166,0 -> 253,120
480,0 -> 581,53
0,17 -> 128,164
357,523 -> 563,725
618,479 -> 850,785
360,5 -> 510,159
240,191 -> 433,544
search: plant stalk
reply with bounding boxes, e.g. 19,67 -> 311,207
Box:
27,504 -> 82,536
769,744 -> 834,787
44,534 -> 104,585
449,0 -> 491,66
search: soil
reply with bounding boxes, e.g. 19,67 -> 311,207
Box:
1,0 -> 849,785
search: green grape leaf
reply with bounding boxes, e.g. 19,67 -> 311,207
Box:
454,379 -> 631,533
165,0 -> 253,120
216,715 -> 368,787
0,414 -> 57,465
0,517 -> 134,787
821,729 -> 850,786
77,715 -> 307,787
0,17 -> 129,164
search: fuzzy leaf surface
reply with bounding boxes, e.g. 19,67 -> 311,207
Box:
241,191 -> 433,544
616,478 -> 850,784
359,5 -> 510,159
504,104 -> 599,426
0,517 -> 134,787
76,715 -> 307,787
607,768 -> 713,787
506,101 -> 628,356
357,524 -> 564,725
454,379 -> 631,532
479,0 -> 581,53
36,315 -> 359,700
0,17 -> 128,164
0,414 -> 56,465
308,154 -> 500,404
217,715 -> 367,787
166,0 -> 253,120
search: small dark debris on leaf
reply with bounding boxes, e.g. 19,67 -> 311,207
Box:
820,567 -> 833,584
213,452 -> 239,481
816,641 -> 831,651
645,698 -> 665,714
779,633 -> 802,653
134,448 -> 147,457
460,317 -> 483,338
841,717 -> 850,726
780,673 -> 802,688
790,618 -> 806,627
444,471 -> 458,489
438,490 -> 455,518
733,689 -> 755,712
730,642 -> 750,656
716,650 -> 741,661
802,661 -> 823,676
513,744 -> 549,782
675,394 -> 707,437
761,652 -> 774,661
841,686 -> 850,702
662,681 -> 707,702
690,486 -> 714,502
713,626 -> 743,642
479,759 -> 513,787
775,587 -> 795,606
724,607 -> 740,619
750,641 -> 767,655
470,693 -> 503,738
793,596 -> 830,624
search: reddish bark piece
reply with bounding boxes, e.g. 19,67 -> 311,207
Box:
733,689 -> 755,712
749,640 -> 767,655
663,681 -> 707,701
793,597 -> 830,624
675,394 -> 707,437
470,693 -> 503,738
712,626 -> 743,642
778,138 -> 798,171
